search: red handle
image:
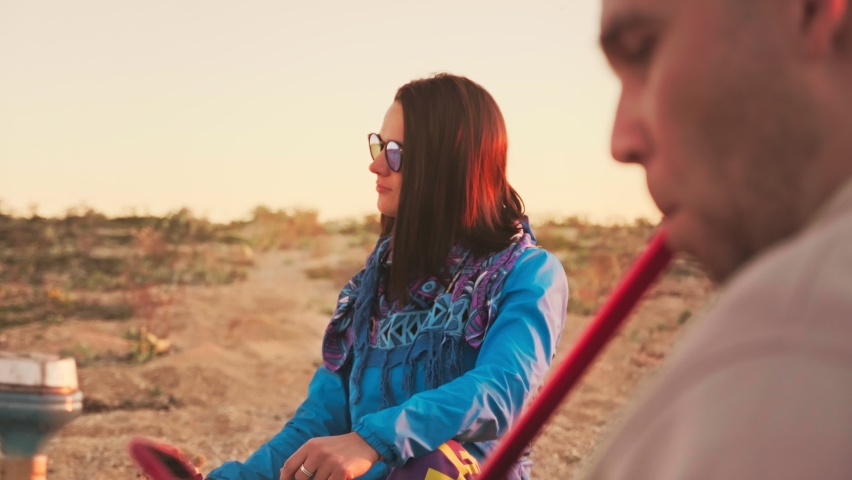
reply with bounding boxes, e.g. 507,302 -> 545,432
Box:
478,230 -> 673,479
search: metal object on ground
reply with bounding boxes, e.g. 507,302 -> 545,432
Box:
0,353 -> 83,480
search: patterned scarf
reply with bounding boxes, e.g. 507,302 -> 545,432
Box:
322,221 -> 537,406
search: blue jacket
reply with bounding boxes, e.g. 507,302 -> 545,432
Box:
208,247 -> 568,480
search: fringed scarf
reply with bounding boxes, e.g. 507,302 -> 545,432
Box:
322,222 -> 537,408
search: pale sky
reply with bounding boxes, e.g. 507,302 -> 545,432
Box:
0,0 -> 659,223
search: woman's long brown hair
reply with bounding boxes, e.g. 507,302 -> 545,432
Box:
382,73 -> 525,303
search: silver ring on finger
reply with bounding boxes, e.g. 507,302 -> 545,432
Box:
299,464 -> 316,477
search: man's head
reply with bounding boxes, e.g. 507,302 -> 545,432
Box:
601,0 -> 852,281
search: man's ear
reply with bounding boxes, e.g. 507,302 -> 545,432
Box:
798,0 -> 849,58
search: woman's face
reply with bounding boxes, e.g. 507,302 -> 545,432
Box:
369,102 -> 404,217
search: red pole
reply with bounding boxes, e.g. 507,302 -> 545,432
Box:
479,230 -> 673,479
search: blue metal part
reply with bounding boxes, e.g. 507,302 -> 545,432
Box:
0,390 -> 83,457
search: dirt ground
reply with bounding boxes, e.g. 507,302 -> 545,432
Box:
11,234 -> 713,480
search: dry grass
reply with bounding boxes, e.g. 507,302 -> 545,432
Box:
0,204 -> 707,352
536,216 -> 707,314
242,206 -> 325,251
303,259 -> 365,288
0,206 -> 252,331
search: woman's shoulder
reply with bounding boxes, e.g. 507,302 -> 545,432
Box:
511,246 -> 566,279
498,246 -> 568,299
492,245 -> 568,335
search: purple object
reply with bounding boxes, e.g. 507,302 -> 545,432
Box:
388,440 -> 481,479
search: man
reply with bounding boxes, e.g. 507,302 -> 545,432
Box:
586,0 -> 852,478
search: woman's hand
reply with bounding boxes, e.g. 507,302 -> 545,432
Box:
280,432 -> 381,480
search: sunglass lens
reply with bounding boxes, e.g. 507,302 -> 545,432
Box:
386,142 -> 402,171
369,134 -> 382,160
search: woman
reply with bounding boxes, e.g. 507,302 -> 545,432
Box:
207,74 -> 568,480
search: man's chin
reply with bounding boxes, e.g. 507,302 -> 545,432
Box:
661,213 -> 744,283
659,212 -> 692,254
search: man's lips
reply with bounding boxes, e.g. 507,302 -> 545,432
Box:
659,206 -> 679,223
646,181 -> 676,219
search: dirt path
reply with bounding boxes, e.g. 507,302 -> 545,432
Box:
14,237 -> 712,479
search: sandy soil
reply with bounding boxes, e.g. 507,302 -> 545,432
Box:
9,235 -> 713,479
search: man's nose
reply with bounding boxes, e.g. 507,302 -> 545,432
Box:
611,90 -> 652,165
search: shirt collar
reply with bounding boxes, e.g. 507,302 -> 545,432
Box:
808,178 -> 852,228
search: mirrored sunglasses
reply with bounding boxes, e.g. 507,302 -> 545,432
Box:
368,133 -> 403,172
